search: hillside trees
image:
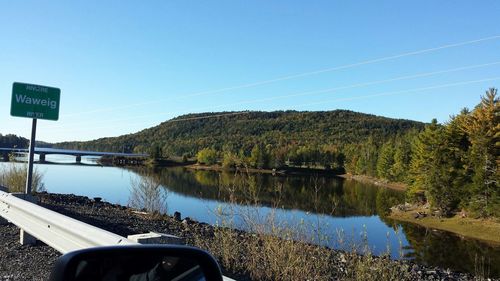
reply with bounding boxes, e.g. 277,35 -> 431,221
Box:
389,133 -> 415,182
376,140 -> 395,180
249,144 -> 270,169
196,148 -> 218,165
55,110 -> 424,159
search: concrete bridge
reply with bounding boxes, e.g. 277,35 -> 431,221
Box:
0,147 -> 148,163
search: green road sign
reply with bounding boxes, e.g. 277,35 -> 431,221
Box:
11,82 -> 61,121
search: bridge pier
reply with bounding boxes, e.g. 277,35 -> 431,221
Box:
39,153 -> 46,163
75,155 -> 82,163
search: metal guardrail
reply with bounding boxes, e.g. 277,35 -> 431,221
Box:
0,190 -> 137,253
0,189 -> 236,280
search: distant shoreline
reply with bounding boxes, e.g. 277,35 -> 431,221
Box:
185,163 -> 345,176
187,164 -> 408,192
337,174 -> 407,191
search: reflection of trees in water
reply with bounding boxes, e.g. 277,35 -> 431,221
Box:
394,222 -> 500,278
376,188 -> 402,218
128,175 -> 168,214
126,167 -> 500,277
130,167 -> 404,218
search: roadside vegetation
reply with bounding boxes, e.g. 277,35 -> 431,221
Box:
191,171 -> 414,281
128,175 -> 168,216
194,220 -> 414,281
0,161 -> 45,193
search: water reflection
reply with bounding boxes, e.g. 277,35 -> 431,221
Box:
397,221 -> 500,276
130,167 -> 500,277
131,167 -> 404,218
1,162 -> 498,277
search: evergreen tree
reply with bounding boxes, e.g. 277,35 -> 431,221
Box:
409,118 -> 470,215
458,88 -> 499,216
409,119 -> 441,199
249,144 -> 269,169
390,136 -> 413,182
376,140 -> 395,180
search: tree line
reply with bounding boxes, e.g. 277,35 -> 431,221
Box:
196,144 -> 346,172
193,89 -> 499,217
0,134 -> 28,148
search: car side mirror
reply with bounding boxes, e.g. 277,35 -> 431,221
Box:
49,245 -> 223,281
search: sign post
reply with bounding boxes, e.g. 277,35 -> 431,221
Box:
25,119 -> 37,194
11,82 -> 61,194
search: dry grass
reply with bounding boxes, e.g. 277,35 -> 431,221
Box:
128,175 -> 168,217
194,218 -> 335,280
193,207 -> 417,281
190,171 -> 418,281
0,163 -> 45,193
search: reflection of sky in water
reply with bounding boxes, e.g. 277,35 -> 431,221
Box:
0,161 -> 408,258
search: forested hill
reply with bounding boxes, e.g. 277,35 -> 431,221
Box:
55,110 -> 425,156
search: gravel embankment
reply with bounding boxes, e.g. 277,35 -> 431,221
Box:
0,224 -> 58,280
0,193 -> 495,280
1,192 -> 216,281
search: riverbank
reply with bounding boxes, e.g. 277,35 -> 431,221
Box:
187,163 -> 280,174
0,192 -> 490,280
338,174 -> 407,191
188,164 -> 408,191
389,204 -> 500,246
187,163 -> 344,176
341,175 -> 500,247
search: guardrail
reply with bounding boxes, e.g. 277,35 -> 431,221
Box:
0,189 -> 235,280
0,190 -> 137,253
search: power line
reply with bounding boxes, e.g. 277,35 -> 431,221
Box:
206,61 -> 500,109
47,60 -> 500,129
61,35 -> 500,118
45,76 -> 500,134
43,112 -> 252,134
294,77 -> 500,108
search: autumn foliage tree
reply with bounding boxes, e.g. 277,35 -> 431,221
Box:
408,89 -> 499,217
196,148 -> 218,165
458,88 -> 499,217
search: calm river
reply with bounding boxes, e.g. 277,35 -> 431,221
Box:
1,155 -> 499,277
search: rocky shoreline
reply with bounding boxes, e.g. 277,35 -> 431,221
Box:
0,193 -> 495,280
337,174 -> 407,191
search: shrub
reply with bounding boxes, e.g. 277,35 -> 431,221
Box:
0,164 -> 45,193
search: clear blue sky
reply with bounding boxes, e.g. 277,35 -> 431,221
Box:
1,1 -> 499,143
